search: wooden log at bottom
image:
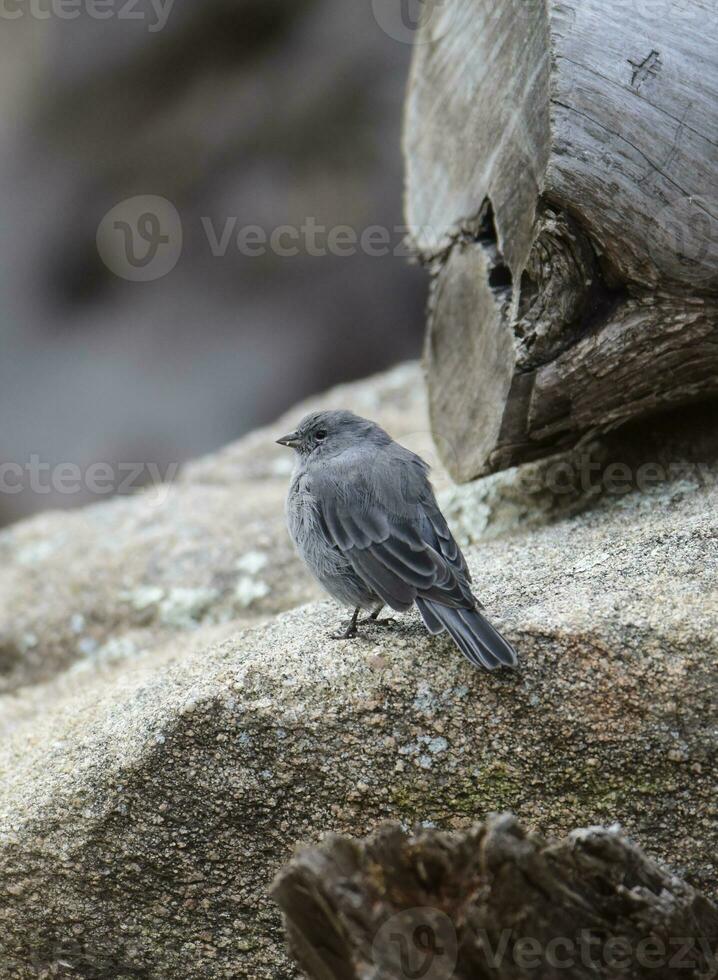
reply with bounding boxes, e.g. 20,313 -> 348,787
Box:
272,814 -> 718,980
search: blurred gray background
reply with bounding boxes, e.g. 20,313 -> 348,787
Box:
0,0 -> 426,525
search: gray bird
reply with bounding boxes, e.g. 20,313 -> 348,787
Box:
277,410 -> 517,671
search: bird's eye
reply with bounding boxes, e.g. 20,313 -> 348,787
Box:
315,428 -> 327,442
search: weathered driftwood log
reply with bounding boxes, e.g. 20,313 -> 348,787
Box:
273,814 -> 718,980
404,0 -> 718,481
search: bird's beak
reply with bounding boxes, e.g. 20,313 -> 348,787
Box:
276,431 -> 301,449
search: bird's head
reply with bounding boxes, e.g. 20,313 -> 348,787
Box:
276,409 -> 389,460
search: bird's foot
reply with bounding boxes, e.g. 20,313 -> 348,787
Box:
329,607 -> 361,640
363,615 -> 397,628
329,623 -> 359,641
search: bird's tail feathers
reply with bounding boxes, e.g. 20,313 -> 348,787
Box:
415,597 -> 444,634
416,599 -> 517,671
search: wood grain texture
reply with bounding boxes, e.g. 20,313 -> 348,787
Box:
273,815 -> 718,980
405,0 -> 718,480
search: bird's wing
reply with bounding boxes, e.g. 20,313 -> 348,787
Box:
311,450 -> 475,613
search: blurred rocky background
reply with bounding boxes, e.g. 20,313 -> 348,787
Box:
0,0 -> 425,525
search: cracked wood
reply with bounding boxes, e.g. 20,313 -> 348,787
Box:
404,0 -> 718,480
273,815 -> 718,980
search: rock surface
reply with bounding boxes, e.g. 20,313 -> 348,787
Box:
0,363 -> 427,700
0,366 -> 716,978
273,815 -> 718,980
0,356 -> 615,705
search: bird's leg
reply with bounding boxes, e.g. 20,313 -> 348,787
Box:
330,606 -> 360,640
364,603 -> 397,627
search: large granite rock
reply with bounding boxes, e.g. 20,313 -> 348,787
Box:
0,366 -> 716,978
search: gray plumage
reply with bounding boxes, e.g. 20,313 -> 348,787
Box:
277,409 -> 517,671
